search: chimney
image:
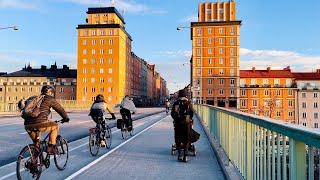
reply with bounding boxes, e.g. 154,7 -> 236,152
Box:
63,65 -> 69,71
252,67 -> 256,72
283,66 -> 291,72
267,67 -> 271,72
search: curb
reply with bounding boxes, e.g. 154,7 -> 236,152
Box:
196,113 -> 243,180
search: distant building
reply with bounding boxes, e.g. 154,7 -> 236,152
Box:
293,70 -> 320,128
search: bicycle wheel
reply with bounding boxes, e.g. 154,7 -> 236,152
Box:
89,129 -> 100,156
121,123 -> 128,140
105,125 -> 112,149
54,135 -> 69,170
16,145 -> 42,180
129,128 -> 134,136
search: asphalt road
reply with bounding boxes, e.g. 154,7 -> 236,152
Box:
0,108 -> 164,166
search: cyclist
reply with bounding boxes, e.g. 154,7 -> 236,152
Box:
89,94 -> 116,146
120,95 -> 137,131
19,85 -> 70,155
165,99 -> 170,113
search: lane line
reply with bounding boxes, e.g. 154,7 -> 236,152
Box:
0,114 -> 166,180
65,116 -> 166,180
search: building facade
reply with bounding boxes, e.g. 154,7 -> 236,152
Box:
293,71 -> 320,128
191,1 -> 241,108
239,67 -> 297,123
77,7 -> 132,106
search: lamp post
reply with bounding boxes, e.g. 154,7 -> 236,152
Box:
0,26 -> 19,31
177,26 -> 198,103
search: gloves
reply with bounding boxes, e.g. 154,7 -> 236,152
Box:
132,111 -> 135,115
62,118 -> 70,123
111,113 -> 116,120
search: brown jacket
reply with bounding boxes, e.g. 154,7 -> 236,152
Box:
24,95 -> 69,125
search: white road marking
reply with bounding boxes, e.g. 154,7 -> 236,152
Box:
65,117 -> 166,180
0,114 -> 166,180
19,132 -> 28,135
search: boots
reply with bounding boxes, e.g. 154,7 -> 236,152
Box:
47,144 -> 58,155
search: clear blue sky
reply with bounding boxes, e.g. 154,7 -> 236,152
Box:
0,0 -> 319,92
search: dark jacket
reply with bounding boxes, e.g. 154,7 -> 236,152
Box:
24,95 -> 69,125
171,97 -> 194,126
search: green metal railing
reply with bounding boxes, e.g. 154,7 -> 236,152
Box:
195,104 -> 320,180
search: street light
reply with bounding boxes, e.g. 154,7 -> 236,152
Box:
0,26 -> 19,31
177,26 -> 190,31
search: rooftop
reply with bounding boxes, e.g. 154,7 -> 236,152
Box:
87,7 -> 125,24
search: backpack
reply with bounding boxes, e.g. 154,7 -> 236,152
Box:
21,95 -> 45,120
173,99 -> 192,125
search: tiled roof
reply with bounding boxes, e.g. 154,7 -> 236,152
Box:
240,69 -> 294,78
292,72 -> 320,80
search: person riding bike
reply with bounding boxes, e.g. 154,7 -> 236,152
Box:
19,85 -> 70,155
171,89 -> 194,162
89,94 -> 116,146
119,95 -> 137,131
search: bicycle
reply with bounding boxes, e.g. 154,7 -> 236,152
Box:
89,117 -> 112,156
166,107 -> 170,114
119,115 -> 133,140
16,120 -> 69,180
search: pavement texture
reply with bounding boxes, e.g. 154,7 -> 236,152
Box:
0,108 -> 164,166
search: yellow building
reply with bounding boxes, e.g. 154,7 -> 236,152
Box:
77,7 -> 132,106
191,1 -> 241,108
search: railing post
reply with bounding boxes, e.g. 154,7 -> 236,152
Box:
246,122 -> 253,180
289,139 -> 307,180
308,146 -> 314,180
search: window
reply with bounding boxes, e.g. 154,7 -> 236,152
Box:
83,68 -> 88,74
91,68 -> 96,74
208,79 -> 213,85
91,88 -> 96,93
197,59 -> 201,66
302,93 -> 306,98
219,89 -> 224,95
83,40 -> 87,45
230,26 -> 235,34
302,123 -> 307,126
264,90 -> 270,96
274,79 -> 280,86
208,38 -> 212,44
91,78 -> 95,83
230,38 -> 234,45
197,49 -> 201,56
197,69 -> 201,76
92,49 -> 96,54
276,90 -> 281,96
252,90 -> 257,96
91,30 -> 96,36
108,78 -> 113,83
230,48 -> 234,55
208,69 -> 213,75
108,49 -> 113,54
100,68 -> 104,74
219,69 -> 224,75
302,112 -> 307,119
100,30 -> 105,35
108,87 -> 112,93
208,48 -> 213,54
92,40 -> 96,45
219,48 -> 224,54
302,102 -> 307,108
241,100 -> 247,107
288,111 -> 293,117
314,113 -> 319,119
230,69 -> 235,76
108,58 -> 113,64
286,79 -> 292,87
208,89 -> 213,95
288,89 -> 293,96
208,58 -> 212,64
197,28 -> 202,36
230,89 -> 235,95
253,100 -> 258,107
240,80 -> 246,87
276,111 -> 281,117
241,90 -> 246,96
91,59 -> 96,64
219,58 -> 224,64
100,78 -> 104,83
219,79 -> 224,85
288,100 -> 293,107
197,39 -> 201,46
219,28 -> 224,34
230,79 -> 235,85
100,58 -> 104,64
100,49 -> 104,54
219,38 -> 224,44
263,79 -> 269,85
108,68 -> 113,74
230,58 -> 235,66
314,102 -> 318,108
109,30 -> 113,35
276,100 -> 281,107
83,49 -> 87,55
100,39 -> 105,45
100,88 -> 104,93
208,28 -> 212,34
314,93 -> 318,98
83,59 -> 87,64
315,123 -> 319,128
251,79 -> 257,85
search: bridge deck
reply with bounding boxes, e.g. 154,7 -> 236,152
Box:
74,115 -> 225,180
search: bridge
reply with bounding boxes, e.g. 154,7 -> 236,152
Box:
0,106 -> 319,180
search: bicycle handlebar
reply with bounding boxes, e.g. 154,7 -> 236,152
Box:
55,119 -> 67,123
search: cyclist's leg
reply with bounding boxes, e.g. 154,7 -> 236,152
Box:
126,109 -> 132,129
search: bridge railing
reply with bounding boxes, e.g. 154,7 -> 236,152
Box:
194,104 -> 320,180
